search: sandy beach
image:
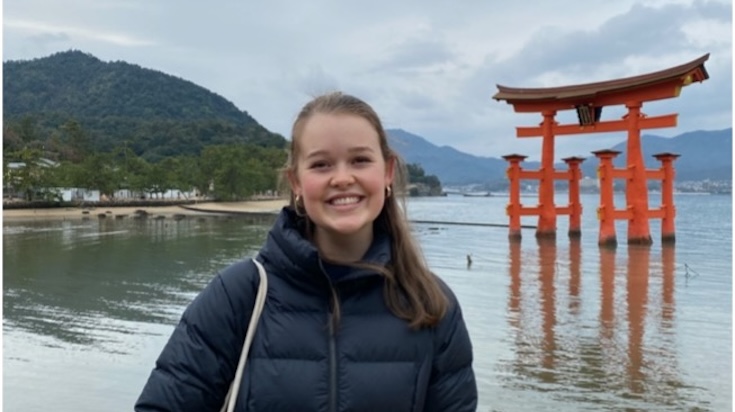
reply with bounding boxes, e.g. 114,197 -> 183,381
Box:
2,199 -> 289,222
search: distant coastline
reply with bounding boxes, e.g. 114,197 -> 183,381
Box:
2,198 -> 198,210
2,199 -> 288,222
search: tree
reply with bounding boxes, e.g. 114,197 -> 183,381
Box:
405,162 -> 443,196
198,144 -> 285,201
18,116 -> 39,144
4,147 -> 60,201
406,163 -> 426,181
122,152 -> 152,198
60,119 -> 92,162
3,126 -> 23,152
168,156 -> 200,199
145,161 -> 170,199
76,153 -> 119,197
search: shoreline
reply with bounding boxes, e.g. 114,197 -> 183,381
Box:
2,200 -> 289,222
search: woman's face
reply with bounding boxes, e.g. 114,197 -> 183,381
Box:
290,113 -> 394,244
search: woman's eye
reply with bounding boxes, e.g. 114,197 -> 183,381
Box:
310,161 -> 329,169
354,156 -> 371,164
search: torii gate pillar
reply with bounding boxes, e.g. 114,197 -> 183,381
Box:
537,110 -> 558,239
624,101 -> 653,245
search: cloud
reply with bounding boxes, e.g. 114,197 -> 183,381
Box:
369,37 -> 459,74
4,19 -> 156,47
482,1 -> 730,87
294,65 -> 341,97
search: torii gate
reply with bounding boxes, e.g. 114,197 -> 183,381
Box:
493,54 -> 709,245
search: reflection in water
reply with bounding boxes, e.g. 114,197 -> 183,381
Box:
626,245 -> 649,396
504,240 -> 709,410
662,245 -> 675,326
3,216 -> 272,352
538,238 -> 556,383
568,239 -> 581,315
600,247 -> 616,343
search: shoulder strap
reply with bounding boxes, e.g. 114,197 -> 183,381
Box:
220,257 -> 268,412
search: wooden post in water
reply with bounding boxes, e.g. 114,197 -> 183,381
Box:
624,102 -> 653,245
503,154 -> 527,241
593,150 -> 621,247
653,153 -> 680,244
561,156 -> 585,238
537,111 -> 558,240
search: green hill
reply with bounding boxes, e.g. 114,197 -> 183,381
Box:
3,50 -> 286,161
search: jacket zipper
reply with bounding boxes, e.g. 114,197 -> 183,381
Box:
328,307 -> 338,412
321,261 -> 339,412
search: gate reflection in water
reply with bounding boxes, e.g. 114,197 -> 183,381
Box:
504,239 -> 694,410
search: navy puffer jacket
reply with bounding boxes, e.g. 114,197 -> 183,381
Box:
136,208 -> 476,411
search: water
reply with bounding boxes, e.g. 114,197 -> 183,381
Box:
3,194 -> 732,411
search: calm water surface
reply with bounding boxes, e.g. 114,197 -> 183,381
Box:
3,194 -> 732,411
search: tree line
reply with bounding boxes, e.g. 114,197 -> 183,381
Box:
3,118 -> 287,202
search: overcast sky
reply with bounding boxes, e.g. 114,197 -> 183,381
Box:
3,0 -> 732,160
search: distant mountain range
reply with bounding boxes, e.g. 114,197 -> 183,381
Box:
387,128 -> 732,185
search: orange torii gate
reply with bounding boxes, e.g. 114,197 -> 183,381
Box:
493,54 -> 709,245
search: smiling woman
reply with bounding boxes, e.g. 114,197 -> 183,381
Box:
288,112 -> 395,262
135,92 -> 477,412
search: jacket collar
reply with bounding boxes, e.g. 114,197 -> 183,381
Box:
259,207 -> 392,287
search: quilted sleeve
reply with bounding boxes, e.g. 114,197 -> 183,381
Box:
425,286 -> 477,412
135,259 -> 257,412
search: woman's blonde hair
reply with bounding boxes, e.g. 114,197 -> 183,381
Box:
282,91 -> 448,328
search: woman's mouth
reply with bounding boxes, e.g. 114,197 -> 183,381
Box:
329,196 -> 362,206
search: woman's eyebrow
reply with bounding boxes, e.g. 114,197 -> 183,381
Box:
305,149 -> 329,159
347,146 -> 374,154
305,146 -> 374,159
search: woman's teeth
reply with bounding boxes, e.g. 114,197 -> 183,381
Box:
331,196 -> 360,205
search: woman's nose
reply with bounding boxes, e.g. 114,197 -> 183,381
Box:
330,164 -> 355,187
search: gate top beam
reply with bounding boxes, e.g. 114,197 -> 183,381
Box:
492,54 -> 709,113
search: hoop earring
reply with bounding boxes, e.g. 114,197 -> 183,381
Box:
294,194 -> 306,217
385,186 -> 392,198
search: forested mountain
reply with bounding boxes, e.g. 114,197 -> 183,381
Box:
3,50 -> 290,202
3,50 -> 286,161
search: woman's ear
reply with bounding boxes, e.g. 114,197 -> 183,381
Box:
287,169 -> 301,195
385,156 -> 396,187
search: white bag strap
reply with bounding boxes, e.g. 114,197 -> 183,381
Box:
220,257 -> 268,412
